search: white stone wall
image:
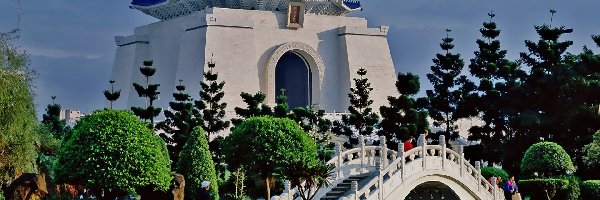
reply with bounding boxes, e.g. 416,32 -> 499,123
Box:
111,8 -> 398,124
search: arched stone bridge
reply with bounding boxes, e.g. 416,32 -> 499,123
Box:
273,134 -> 505,200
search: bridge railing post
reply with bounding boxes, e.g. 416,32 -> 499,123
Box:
335,142 -> 342,179
440,135 -> 446,171
351,180 -> 359,200
475,161 -> 481,192
380,136 -> 388,167
377,156 -> 384,200
418,134 -> 427,170
491,176 -> 497,200
360,135 -> 366,173
398,142 -> 405,181
458,145 -> 464,177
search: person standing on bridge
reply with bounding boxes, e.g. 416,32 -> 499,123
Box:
403,135 -> 414,152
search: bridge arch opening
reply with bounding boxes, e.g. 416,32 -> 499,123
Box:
405,181 -> 460,200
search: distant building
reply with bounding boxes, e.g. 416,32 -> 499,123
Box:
60,109 -> 84,126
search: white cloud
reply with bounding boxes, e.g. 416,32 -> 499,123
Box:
24,45 -> 103,59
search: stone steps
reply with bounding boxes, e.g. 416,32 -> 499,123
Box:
321,174 -> 374,200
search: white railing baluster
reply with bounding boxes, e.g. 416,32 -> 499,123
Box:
440,135 -> 446,171
419,134 -> 427,170
458,145 -> 464,177
475,161 -> 481,191
380,136 -> 388,167
398,142 -> 405,181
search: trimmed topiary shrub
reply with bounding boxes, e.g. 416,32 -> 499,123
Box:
177,127 -> 219,200
55,110 -> 171,200
554,175 -> 580,200
582,180 -> 600,199
520,141 -> 575,177
519,178 -> 569,199
481,167 -> 509,187
223,116 -> 317,199
583,131 -> 600,168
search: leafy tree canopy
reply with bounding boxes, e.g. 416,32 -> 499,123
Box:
55,110 -> 171,199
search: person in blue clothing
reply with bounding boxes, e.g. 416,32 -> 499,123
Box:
505,175 -> 521,200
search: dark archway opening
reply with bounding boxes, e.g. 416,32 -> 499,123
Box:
275,51 -> 311,109
405,181 -> 461,200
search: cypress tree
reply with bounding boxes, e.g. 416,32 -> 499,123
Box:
157,79 -> 197,168
195,61 -> 230,139
426,29 -> 466,139
379,73 -> 429,150
273,89 -> 290,118
103,80 -> 121,109
131,60 -> 162,126
332,68 -> 380,148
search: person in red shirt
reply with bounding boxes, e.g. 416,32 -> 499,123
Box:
403,135 -> 414,152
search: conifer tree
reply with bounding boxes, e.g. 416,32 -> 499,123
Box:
195,61 -> 230,139
104,80 -> 121,109
157,79 -> 197,167
231,92 -> 273,126
508,10 -> 600,173
42,96 -> 69,138
332,68 -> 380,148
461,13 -> 525,164
379,73 -> 429,150
273,89 -> 290,118
131,60 -> 162,126
426,29 -> 466,139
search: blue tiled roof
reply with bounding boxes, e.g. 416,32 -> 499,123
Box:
132,0 -> 167,6
343,0 -> 361,10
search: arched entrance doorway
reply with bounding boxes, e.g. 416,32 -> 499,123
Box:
404,181 -> 460,200
275,51 -> 311,109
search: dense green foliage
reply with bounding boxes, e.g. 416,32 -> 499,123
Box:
131,60 -> 162,125
177,127 -> 219,200
41,97 -> 70,139
481,167 -> 509,186
0,31 -> 38,186
426,29 -> 466,139
222,117 -> 317,199
157,80 -> 198,168
196,61 -> 230,139
379,72 -> 429,150
55,110 -> 171,199
459,13 -> 525,164
520,142 -> 575,177
581,180 -> 600,199
232,92 -> 273,126
519,178 -> 569,199
281,159 -> 334,200
554,175 -> 580,200
333,68 -> 380,148
104,80 -> 121,109
583,130 -> 600,168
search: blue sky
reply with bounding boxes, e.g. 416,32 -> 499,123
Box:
0,1 -> 599,117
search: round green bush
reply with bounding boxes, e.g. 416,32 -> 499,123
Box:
519,178 -> 569,199
177,127 -> 219,200
481,167 -> 509,186
223,116 -> 317,198
582,180 -> 600,199
520,142 -> 575,177
55,110 -> 171,198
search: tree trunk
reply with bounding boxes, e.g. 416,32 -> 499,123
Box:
265,177 -> 271,200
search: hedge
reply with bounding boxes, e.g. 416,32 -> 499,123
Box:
554,175 -> 580,200
481,167 -> 509,187
177,127 -> 219,200
582,180 -> 600,199
520,142 -> 575,177
519,178 -> 569,199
